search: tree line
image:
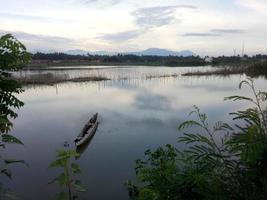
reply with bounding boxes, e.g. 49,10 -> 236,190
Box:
32,52 -> 206,66
31,52 -> 267,67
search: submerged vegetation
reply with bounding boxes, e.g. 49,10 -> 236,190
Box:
126,79 -> 267,200
12,73 -> 110,85
146,73 -> 178,79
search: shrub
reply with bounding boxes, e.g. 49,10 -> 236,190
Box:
126,79 -> 267,200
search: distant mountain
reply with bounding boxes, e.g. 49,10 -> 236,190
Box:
64,48 -> 194,57
30,49 -> 58,54
130,48 -> 194,57
91,51 -> 116,56
64,49 -> 116,56
65,49 -> 89,55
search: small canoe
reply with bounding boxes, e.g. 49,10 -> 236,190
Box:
75,113 -> 98,147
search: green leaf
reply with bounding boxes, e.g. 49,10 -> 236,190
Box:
49,158 -> 67,168
178,120 -> 202,130
0,117 -> 9,124
1,134 -> 23,145
71,163 -> 81,174
4,159 -> 29,167
57,192 -> 66,200
1,168 -> 12,179
224,95 -> 253,102
73,180 -> 86,192
239,80 -> 250,89
137,188 -> 159,200
49,173 -> 67,187
56,149 -> 79,159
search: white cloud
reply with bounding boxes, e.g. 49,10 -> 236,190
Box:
235,0 -> 267,14
131,5 -> 197,28
97,30 -> 143,42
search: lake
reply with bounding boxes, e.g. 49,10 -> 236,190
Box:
3,66 -> 267,200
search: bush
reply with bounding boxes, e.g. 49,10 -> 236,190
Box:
126,79 -> 267,200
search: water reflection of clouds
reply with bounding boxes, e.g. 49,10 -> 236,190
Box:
11,67 -> 267,200
180,82 -> 235,92
133,92 -> 172,111
19,71 -> 256,124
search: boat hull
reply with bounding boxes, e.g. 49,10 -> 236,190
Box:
75,114 -> 98,147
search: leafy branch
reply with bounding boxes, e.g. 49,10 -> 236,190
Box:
49,149 -> 86,200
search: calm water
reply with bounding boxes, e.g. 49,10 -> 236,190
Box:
3,66 -> 267,200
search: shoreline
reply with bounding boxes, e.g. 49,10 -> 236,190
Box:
182,61 -> 267,78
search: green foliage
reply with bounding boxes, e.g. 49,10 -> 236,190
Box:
0,34 -> 30,199
0,125 -> 27,181
0,33 -> 29,174
0,34 -> 31,133
0,133 -> 27,180
49,149 -> 86,200
0,34 -> 31,70
127,79 -> 267,200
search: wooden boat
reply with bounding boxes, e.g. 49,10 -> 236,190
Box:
75,113 -> 98,147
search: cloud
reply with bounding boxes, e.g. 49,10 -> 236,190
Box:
211,29 -> 245,34
131,5 -> 197,28
0,11 -> 72,23
235,0 -> 267,14
182,33 -> 220,37
182,29 -> 245,37
0,12 -> 54,22
79,0 -> 98,3
0,31 -> 74,43
97,30 -> 143,42
0,30 -> 77,51
76,0 -> 121,6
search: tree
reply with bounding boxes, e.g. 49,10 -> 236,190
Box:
0,34 -> 31,133
0,34 -> 31,196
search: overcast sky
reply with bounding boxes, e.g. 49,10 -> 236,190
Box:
1,0 -> 267,56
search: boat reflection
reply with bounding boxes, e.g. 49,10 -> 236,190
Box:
75,138 -> 93,159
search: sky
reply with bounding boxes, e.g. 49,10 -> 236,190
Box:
1,0 -> 267,56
